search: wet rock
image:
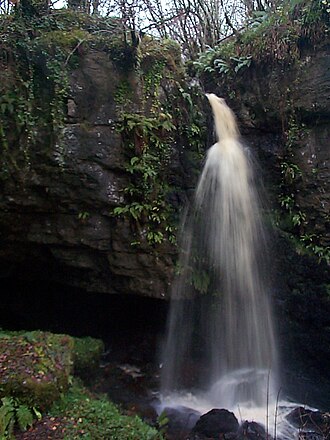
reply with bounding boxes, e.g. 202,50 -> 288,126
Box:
163,405 -> 201,439
298,433 -> 325,440
286,407 -> 330,435
191,408 -> 239,439
0,31 -> 329,311
0,48 -> 183,300
237,420 -> 269,440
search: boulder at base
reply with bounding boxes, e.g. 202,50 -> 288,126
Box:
0,331 -> 73,409
191,408 -> 239,439
237,420 -> 268,439
0,330 -> 104,410
286,406 -> 330,436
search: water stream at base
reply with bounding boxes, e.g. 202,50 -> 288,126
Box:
159,94 -> 302,438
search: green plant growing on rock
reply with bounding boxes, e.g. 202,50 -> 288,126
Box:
276,113 -> 329,264
0,14 -> 72,177
0,10 -> 138,178
277,114 -> 306,229
167,85 -> 206,172
0,396 -> 41,439
0,331 -> 73,410
111,35 -> 195,247
114,112 -> 177,246
73,336 -> 104,379
210,55 -> 252,76
49,381 -> 162,440
280,161 -> 302,183
78,211 -> 90,222
193,0 -> 327,78
300,234 -> 330,265
112,36 -> 205,251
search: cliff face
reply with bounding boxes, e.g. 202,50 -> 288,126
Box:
0,30 -> 204,299
230,43 -> 329,245
0,10 -> 328,305
0,6 -> 329,403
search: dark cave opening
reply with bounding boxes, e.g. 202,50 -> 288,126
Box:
0,277 -> 168,345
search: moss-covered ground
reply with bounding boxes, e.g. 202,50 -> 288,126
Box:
0,330 -> 162,440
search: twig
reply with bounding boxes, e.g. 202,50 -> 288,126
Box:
220,0 -> 240,36
266,369 -> 270,439
64,39 -> 85,66
274,387 -> 281,440
64,28 -> 120,66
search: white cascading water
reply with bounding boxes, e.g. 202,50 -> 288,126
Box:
160,94 -> 288,434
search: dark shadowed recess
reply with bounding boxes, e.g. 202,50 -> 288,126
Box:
0,277 -> 168,344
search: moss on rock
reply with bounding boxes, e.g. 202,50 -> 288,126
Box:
0,330 -> 105,410
73,336 -> 104,379
49,380 -> 161,440
0,331 -> 73,410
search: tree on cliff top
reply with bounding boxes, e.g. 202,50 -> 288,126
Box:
0,0 -> 321,58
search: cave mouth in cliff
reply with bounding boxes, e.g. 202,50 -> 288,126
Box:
0,277 -> 168,344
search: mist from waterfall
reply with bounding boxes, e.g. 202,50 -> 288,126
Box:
160,94 -> 278,416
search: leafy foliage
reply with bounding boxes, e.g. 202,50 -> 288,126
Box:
73,336 -> 104,379
276,115 -> 329,264
112,38 -> 206,247
193,0 -> 328,75
0,396 -> 41,439
0,10 -> 132,178
114,111 -> 177,246
49,382 -> 162,440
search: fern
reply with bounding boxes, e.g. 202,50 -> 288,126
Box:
0,397 -> 40,439
16,404 -> 33,431
0,397 -> 15,438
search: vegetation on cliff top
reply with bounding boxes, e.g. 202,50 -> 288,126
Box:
193,0 -> 328,75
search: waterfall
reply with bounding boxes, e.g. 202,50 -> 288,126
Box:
160,94 -> 278,414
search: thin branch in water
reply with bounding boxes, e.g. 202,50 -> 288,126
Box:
274,387 -> 281,440
266,369 -> 270,439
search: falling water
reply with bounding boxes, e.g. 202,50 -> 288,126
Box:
160,94 -> 279,420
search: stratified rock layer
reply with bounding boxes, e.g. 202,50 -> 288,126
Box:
0,50 -> 180,299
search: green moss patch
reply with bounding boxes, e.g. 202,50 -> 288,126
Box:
49,381 -> 161,440
0,330 -> 106,411
73,336 -> 104,379
0,331 -> 73,410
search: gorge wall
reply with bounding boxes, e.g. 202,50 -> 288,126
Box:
0,5 -> 329,402
0,21 -> 205,299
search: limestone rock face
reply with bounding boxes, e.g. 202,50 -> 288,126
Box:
0,38 -> 328,309
0,50 -> 181,299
